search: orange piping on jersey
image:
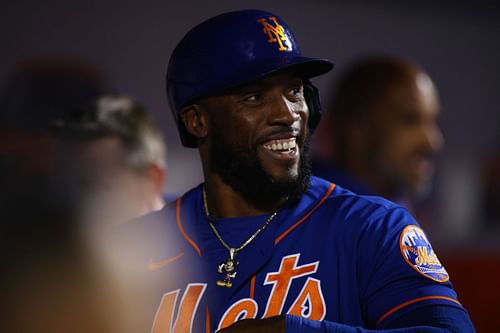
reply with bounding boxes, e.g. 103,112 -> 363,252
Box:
275,183 -> 335,245
176,198 -> 202,256
205,304 -> 211,333
376,296 -> 462,326
250,275 -> 256,299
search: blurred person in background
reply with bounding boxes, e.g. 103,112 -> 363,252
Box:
52,94 -> 167,225
312,56 -> 444,212
312,56 -> 500,331
50,95 -> 170,330
481,150 -> 500,231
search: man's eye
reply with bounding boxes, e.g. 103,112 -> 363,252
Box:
244,94 -> 260,102
288,86 -> 304,98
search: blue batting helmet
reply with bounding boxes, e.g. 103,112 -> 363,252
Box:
167,9 -> 334,147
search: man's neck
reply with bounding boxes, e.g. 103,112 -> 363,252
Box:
203,175 -> 286,219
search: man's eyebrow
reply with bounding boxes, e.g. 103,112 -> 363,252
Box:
227,75 -> 304,95
288,79 -> 304,86
232,85 -> 261,94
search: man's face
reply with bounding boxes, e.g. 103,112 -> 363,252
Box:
363,72 -> 444,197
201,72 -> 311,206
66,137 -> 159,222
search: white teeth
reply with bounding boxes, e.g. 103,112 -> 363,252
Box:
264,138 -> 297,152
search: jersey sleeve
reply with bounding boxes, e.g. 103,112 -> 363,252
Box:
356,207 -> 464,328
285,304 -> 475,332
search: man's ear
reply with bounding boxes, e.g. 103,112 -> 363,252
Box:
180,104 -> 209,139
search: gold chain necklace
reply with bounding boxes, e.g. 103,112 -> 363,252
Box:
202,187 -> 278,288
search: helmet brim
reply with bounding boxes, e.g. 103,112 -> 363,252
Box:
199,57 -> 334,100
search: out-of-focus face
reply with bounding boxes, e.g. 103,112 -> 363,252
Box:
68,137 -> 162,223
201,72 -> 311,205
363,72 -> 444,197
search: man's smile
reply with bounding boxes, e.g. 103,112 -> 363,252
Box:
263,137 -> 297,151
261,137 -> 299,162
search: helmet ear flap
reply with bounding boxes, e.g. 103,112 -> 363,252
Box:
303,79 -> 323,133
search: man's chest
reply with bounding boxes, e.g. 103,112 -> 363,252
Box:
149,247 -> 364,332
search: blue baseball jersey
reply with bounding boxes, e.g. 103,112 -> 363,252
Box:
118,176 -> 464,332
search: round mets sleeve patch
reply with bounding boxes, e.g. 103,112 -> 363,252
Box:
399,225 -> 449,283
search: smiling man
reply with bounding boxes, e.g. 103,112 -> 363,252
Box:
121,10 -> 475,333
190,71 -> 311,212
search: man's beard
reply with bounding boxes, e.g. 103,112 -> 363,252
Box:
209,130 -> 311,210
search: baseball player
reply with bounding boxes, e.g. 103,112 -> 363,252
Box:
118,9 -> 475,332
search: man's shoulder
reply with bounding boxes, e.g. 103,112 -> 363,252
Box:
311,176 -> 402,210
309,176 -> 415,228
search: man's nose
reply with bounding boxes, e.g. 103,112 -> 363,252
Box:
267,94 -> 302,126
422,123 -> 444,153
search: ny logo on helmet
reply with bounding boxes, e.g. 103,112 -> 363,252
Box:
258,17 -> 290,52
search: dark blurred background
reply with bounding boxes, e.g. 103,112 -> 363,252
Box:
1,0 -> 499,329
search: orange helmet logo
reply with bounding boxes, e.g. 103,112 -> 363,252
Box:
258,16 -> 289,51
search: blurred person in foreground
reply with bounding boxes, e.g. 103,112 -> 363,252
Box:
0,59 -> 107,220
313,56 -> 444,211
0,214 -> 131,333
115,10 -> 474,333
0,59 -> 105,132
0,66 -> 156,330
52,94 -> 167,225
